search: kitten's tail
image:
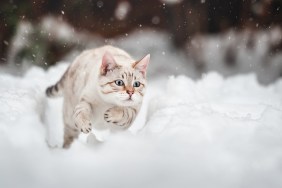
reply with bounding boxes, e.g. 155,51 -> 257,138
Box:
46,82 -> 63,98
46,68 -> 68,98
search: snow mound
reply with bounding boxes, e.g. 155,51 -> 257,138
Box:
0,65 -> 282,188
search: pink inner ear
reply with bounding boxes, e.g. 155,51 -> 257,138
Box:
101,52 -> 117,75
134,54 -> 150,75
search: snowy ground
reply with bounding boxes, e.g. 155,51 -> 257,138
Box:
1,30 -> 282,188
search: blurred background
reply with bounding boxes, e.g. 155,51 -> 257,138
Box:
0,0 -> 282,84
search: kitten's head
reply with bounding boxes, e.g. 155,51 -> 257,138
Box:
98,52 -> 150,107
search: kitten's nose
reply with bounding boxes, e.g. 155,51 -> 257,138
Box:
126,90 -> 134,97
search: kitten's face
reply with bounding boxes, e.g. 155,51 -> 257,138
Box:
98,52 -> 149,107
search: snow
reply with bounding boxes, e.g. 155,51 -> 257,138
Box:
1,64 -> 282,187
1,29 -> 282,188
187,28 -> 282,85
115,1 -> 131,20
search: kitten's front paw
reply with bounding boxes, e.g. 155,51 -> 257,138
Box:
104,107 -> 124,126
74,115 -> 92,134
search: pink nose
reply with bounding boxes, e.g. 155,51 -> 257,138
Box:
127,90 -> 134,97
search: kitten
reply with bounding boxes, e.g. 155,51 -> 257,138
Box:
46,45 -> 150,148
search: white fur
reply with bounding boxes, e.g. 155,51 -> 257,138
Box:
52,45 -> 149,147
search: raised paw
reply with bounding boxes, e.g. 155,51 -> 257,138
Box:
104,107 -> 124,126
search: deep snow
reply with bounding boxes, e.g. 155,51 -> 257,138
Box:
1,30 -> 282,188
0,64 -> 282,188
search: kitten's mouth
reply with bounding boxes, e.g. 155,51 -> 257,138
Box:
126,95 -> 133,101
125,97 -> 134,102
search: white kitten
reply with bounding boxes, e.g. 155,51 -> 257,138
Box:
46,45 -> 150,148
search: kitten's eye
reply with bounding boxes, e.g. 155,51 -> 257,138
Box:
115,79 -> 124,86
133,81 -> 141,87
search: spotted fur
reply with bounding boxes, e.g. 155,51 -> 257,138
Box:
46,45 -> 150,148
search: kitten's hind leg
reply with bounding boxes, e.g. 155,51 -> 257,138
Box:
63,125 -> 80,148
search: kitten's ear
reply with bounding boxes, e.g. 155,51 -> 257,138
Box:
101,52 -> 118,75
133,54 -> 150,76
